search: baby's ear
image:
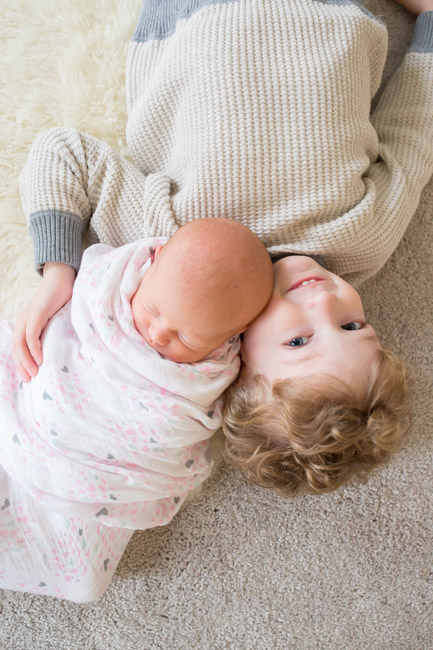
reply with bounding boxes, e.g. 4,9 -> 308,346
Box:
154,245 -> 164,259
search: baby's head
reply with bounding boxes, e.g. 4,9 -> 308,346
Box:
131,219 -> 273,362
223,255 -> 412,495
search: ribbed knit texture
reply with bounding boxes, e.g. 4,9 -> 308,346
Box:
20,0 -> 433,285
28,211 -> 83,273
410,8 -> 433,52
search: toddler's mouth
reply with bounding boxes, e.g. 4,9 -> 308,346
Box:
288,277 -> 325,291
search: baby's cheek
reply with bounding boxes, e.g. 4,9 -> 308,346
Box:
130,299 -> 148,338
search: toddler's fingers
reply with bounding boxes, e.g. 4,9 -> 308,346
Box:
13,326 -> 39,379
26,325 -> 43,367
14,358 -> 32,383
16,347 -> 39,379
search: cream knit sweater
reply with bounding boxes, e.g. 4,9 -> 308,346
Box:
20,0 -> 433,285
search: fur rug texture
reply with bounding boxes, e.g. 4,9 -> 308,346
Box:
0,1 -> 432,649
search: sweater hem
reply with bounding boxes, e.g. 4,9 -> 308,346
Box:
409,11 -> 433,53
131,0 -> 240,43
29,211 -> 83,275
131,0 -> 383,43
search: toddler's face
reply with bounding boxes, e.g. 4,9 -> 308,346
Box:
131,247 -> 243,363
241,256 -> 380,391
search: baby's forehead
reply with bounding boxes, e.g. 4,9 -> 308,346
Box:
160,239 -> 258,286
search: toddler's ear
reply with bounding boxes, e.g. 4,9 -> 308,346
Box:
235,360 -> 248,385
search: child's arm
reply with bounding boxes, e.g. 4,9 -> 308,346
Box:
19,127 -> 155,276
365,10 -> 433,263
13,262 -> 75,382
16,127 -> 175,381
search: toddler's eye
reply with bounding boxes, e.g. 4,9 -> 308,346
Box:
286,336 -> 310,347
341,322 -> 363,331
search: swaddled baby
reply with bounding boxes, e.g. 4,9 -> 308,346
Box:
0,218 -> 272,529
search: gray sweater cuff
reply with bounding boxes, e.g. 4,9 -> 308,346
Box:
409,11 -> 433,53
28,210 -> 83,276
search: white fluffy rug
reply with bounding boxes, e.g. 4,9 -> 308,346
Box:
0,0 -> 138,317
1,1 -> 432,649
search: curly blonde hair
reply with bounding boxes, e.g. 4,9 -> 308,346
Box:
222,347 -> 412,495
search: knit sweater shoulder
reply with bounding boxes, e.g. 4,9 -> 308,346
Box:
20,1 -> 433,285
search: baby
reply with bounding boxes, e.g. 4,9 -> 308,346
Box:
1,218 -> 273,531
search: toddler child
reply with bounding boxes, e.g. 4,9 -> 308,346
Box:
222,253 -> 412,495
0,218 -> 273,601
14,1 -> 433,494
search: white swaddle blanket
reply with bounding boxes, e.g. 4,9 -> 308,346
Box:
0,239 -> 240,529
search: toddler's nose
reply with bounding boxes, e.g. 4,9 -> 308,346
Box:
305,291 -> 338,320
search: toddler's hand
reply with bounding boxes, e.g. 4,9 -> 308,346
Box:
13,263 -> 76,382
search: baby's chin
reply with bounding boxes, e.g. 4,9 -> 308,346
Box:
158,344 -> 220,364
154,347 -> 205,364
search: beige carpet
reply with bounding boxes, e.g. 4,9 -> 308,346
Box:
0,1 -> 432,648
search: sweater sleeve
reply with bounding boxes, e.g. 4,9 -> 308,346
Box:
19,127 -> 177,274
366,11 -> 433,265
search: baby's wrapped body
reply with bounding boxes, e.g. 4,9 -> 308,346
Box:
0,239 -> 240,600
1,238 -> 240,526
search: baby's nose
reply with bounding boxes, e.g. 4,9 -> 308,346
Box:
148,322 -> 170,346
